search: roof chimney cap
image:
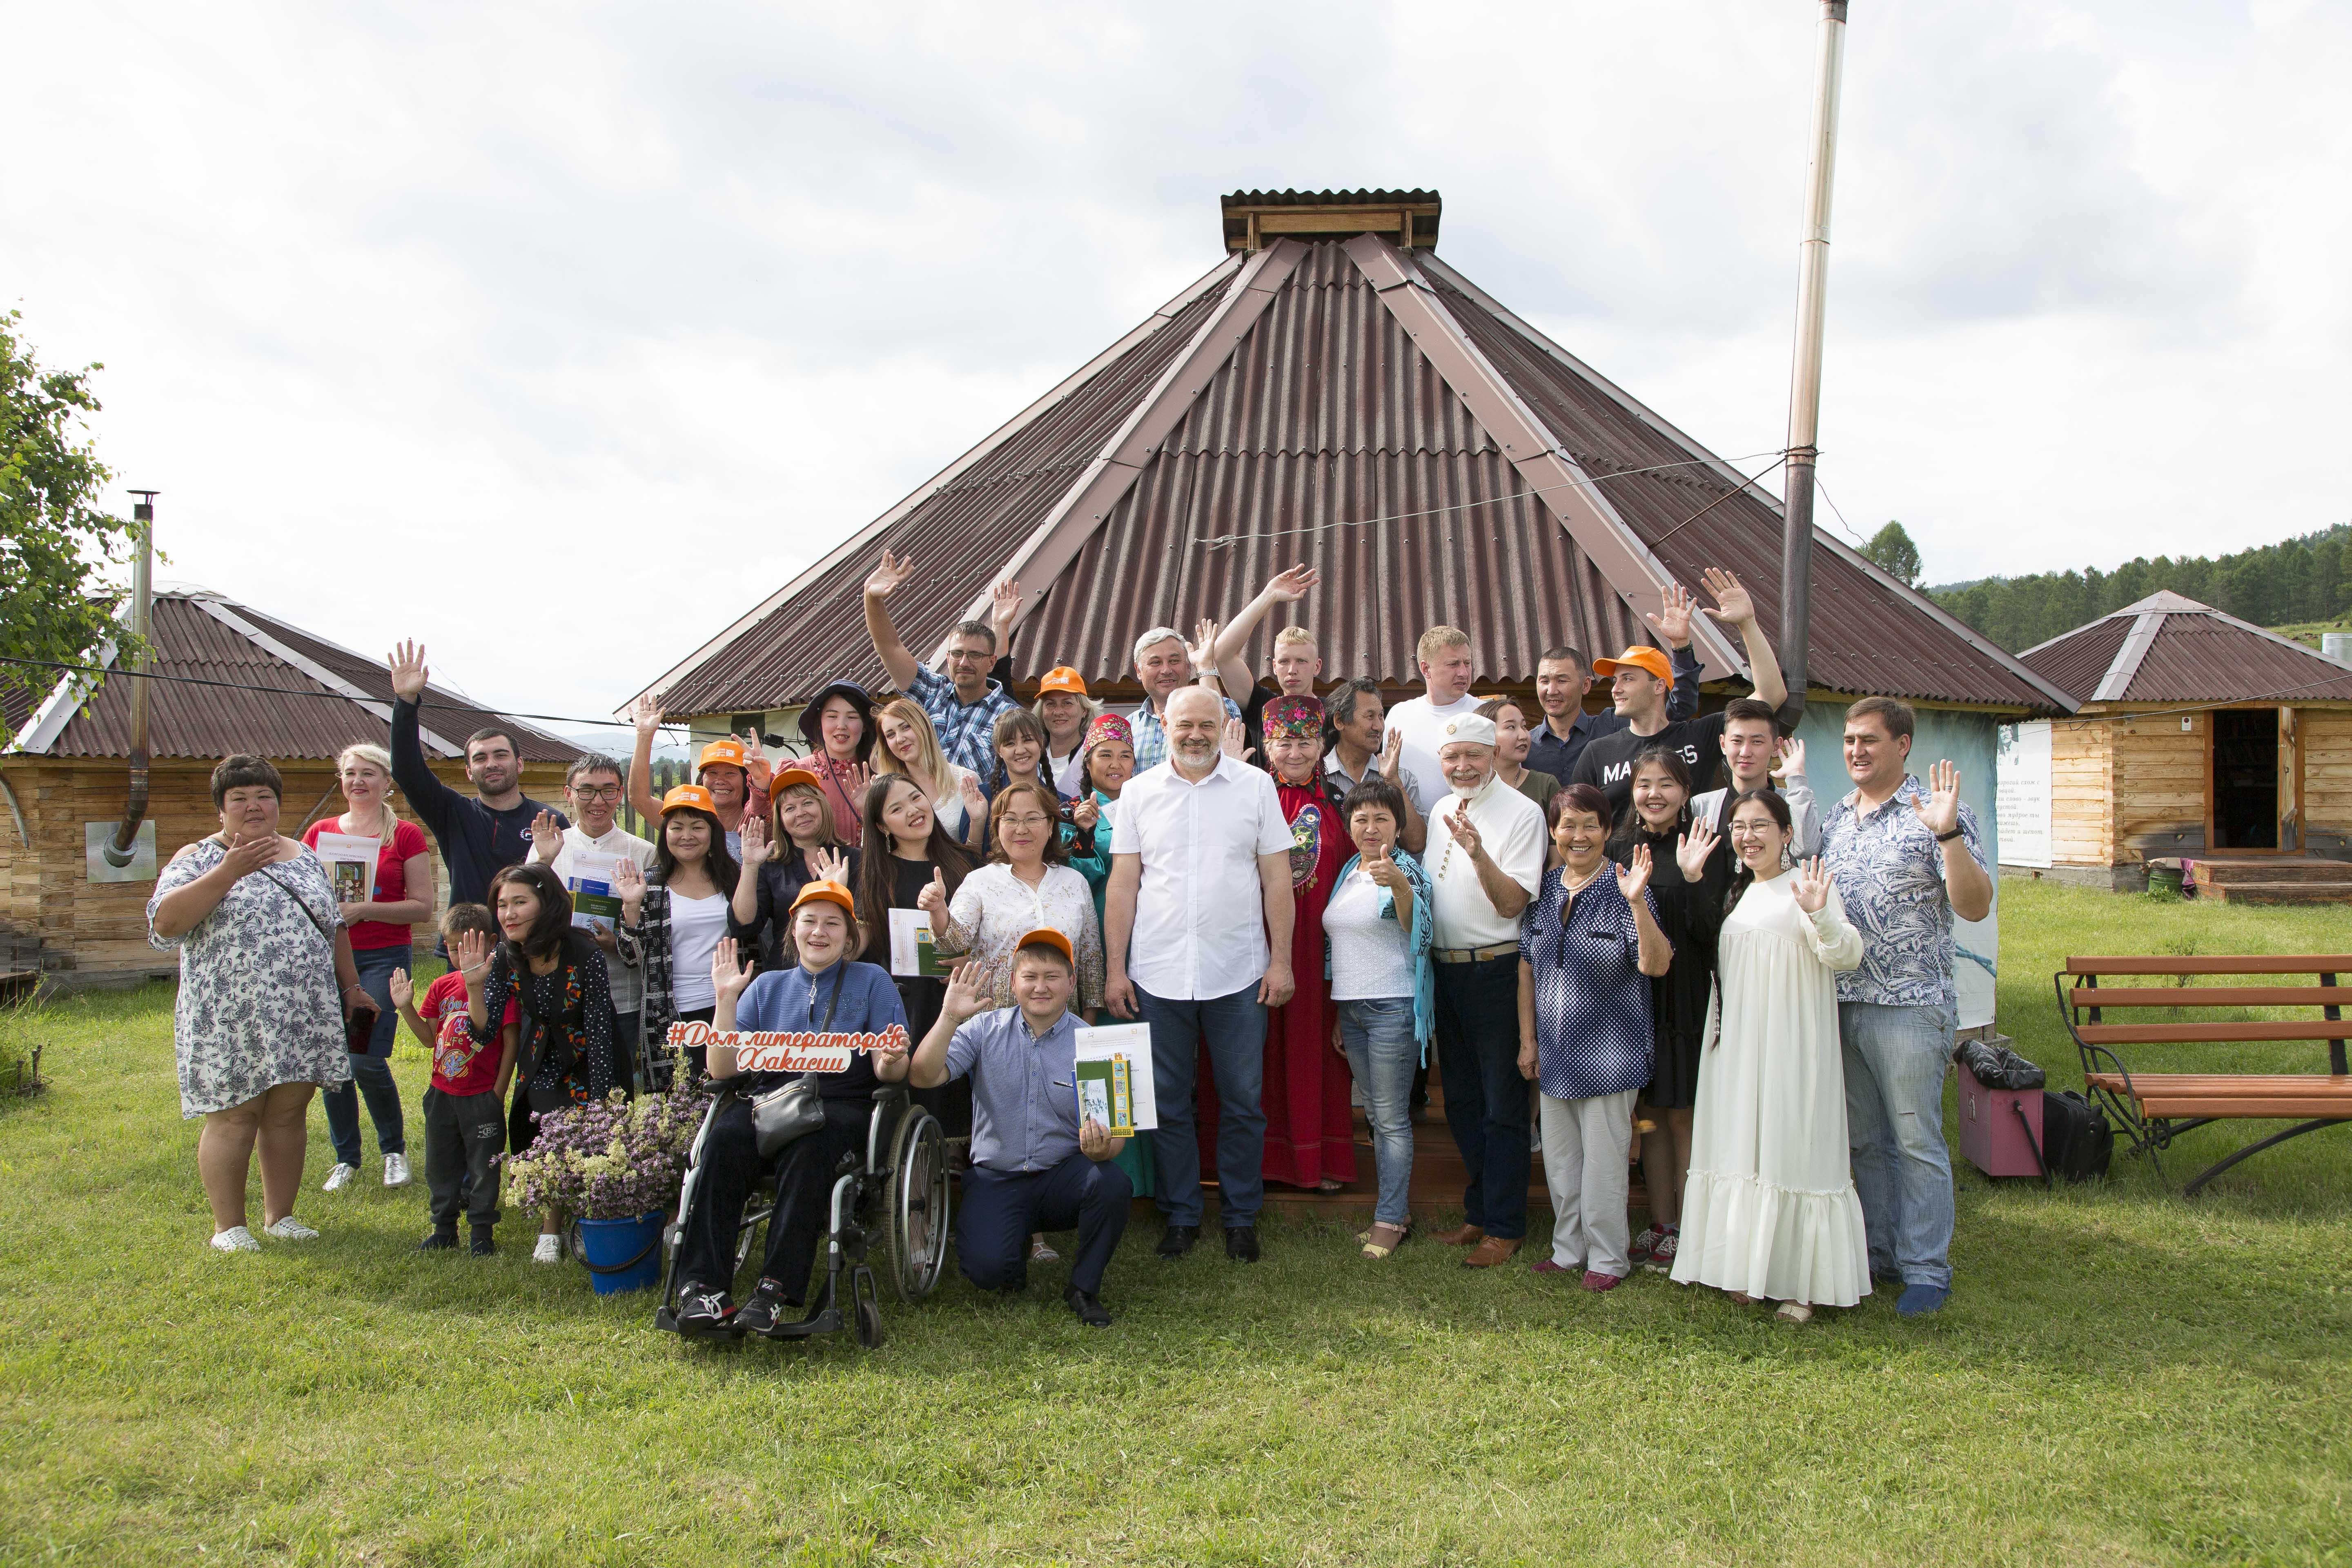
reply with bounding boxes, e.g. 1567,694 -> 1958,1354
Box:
1221,189 -> 1441,252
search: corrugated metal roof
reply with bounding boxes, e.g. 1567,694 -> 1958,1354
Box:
2021,595 -> 2352,705
1021,243 -> 1639,680
654,228 -> 2066,717
656,282 -> 1232,714
13,592 -> 581,762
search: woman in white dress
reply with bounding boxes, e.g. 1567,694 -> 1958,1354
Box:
1670,789 -> 1870,1323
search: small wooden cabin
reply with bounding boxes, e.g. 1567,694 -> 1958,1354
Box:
2015,591 -> 2352,900
0,586 -> 581,990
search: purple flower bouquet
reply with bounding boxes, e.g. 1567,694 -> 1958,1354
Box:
503,1086 -> 711,1221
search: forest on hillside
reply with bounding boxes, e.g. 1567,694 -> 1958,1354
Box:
1925,524 -> 2352,653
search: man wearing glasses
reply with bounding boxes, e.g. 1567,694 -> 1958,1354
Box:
532,754 -> 659,1082
862,549 -> 1021,775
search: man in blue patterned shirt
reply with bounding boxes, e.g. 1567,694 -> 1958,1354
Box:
1820,697 -> 1993,1320
1127,624 -> 1239,773
862,549 -> 1020,775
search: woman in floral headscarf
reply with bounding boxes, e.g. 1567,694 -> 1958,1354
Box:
1251,695 -> 1357,1192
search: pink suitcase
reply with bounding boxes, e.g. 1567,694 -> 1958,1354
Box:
1958,1061 -> 2045,1180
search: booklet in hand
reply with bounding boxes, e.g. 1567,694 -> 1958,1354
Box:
888,907 -> 954,978
1072,1023 -> 1157,1133
566,850 -> 623,936
311,831 -> 381,906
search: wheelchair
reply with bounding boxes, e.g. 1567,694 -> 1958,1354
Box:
653,1082 -> 951,1347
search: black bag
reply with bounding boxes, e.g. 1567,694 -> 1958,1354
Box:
2037,1090 -> 2114,1183
1957,1038 -> 2047,1091
751,963 -> 844,1159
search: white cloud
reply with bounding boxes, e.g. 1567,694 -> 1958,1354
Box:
3,0 -> 2345,724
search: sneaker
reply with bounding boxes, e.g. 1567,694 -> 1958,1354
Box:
531,1232 -> 564,1264
469,1230 -> 496,1257
1628,1225 -> 1664,1265
1530,1258 -> 1575,1275
263,1216 -> 319,1241
1644,1229 -> 1679,1274
1896,1283 -> 1950,1319
383,1152 -> 412,1188
1580,1269 -> 1624,1292
418,1230 -> 459,1252
209,1225 -> 260,1253
673,1283 -> 734,1338
734,1279 -> 792,1337
321,1163 -> 358,1193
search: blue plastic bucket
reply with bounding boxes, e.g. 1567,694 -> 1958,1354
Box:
574,1211 -> 665,1294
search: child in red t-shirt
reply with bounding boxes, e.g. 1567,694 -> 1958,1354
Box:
392,904 -> 518,1254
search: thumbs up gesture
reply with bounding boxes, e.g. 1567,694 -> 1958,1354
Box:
1365,841 -> 1405,891
916,866 -> 947,915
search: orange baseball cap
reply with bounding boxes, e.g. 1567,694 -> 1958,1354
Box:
1592,646 -> 1672,683
1036,666 -> 1089,697
1013,927 -> 1074,965
789,880 -> 855,919
659,784 -> 719,817
697,738 -> 748,773
771,763 -> 826,793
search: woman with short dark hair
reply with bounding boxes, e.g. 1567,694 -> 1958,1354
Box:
149,755 -> 372,1252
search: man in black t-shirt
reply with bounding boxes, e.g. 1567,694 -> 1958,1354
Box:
386,639 -> 566,917
1570,568 -> 1788,820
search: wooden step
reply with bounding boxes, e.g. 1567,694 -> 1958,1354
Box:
2201,881 -> 2352,906
2192,858 -> 2352,886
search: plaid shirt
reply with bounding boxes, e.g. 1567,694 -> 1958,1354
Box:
1129,693 -> 1243,772
908,664 -> 1020,776
1820,774 -> 1987,1009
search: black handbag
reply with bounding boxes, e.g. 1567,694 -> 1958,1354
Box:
2037,1090 -> 2114,1183
751,962 -> 844,1159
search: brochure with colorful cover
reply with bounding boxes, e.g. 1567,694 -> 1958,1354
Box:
1072,1023 -> 1157,1131
566,849 -> 623,936
311,831 -> 381,905
888,907 -> 954,978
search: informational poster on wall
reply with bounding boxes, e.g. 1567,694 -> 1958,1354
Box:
1995,721 -> 2053,869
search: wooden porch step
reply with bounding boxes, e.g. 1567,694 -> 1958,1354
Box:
2200,881 -> 2352,906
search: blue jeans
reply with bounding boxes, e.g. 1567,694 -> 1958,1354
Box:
1434,956 -> 1528,1240
1337,997 -> 1417,1227
1137,983 -> 1266,1229
324,944 -> 408,1167
1840,1000 -> 1957,1291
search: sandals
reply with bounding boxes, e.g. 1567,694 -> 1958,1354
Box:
1775,1301 -> 1815,1325
1360,1221 -> 1411,1259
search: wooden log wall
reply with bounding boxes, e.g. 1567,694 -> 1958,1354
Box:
0,757 -> 573,985
2112,710 -> 2209,862
2049,716 -> 2113,866
2302,707 -> 2352,855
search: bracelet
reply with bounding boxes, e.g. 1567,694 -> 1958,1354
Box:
1934,827 -> 1965,843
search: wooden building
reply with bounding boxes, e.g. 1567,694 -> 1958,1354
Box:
2013,591 -> 2352,900
0,586 -> 580,989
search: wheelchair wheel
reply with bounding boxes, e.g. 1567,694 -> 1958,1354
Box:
880,1106 -> 950,1302
854,1294 -> 884,1349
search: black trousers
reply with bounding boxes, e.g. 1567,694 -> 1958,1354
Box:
673,1096 -> 867,1303
1434,956 -> 1530,1241
423,1086 -> 504,1234
956,1152 -> 1131,1296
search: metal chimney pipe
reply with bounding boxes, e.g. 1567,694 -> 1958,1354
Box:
101,491 -> 156,867
1777,0 -> 1848,729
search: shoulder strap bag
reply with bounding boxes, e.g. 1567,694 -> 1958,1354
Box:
751,961 -> 845,1158
253,850 -> 379,1055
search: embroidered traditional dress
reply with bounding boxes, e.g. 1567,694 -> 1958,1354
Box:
1250,772 -> 1359,1188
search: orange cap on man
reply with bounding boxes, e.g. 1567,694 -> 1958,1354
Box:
1591,646 -> 1673,683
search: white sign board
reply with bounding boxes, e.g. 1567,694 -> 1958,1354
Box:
1995,721 -> 2053,869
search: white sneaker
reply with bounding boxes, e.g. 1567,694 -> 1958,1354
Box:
531,1232 -> 564,1264
321,1163 -> 358,1192
209,1225 -> 260,1252
383,1152 -> 412,1187
264,1215 -> 319,1241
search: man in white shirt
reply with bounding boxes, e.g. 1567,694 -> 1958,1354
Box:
1104,686 -> 1296,1263
1418,714 -> 1549,1269
1384,625 -> 1484,818
530,754 -> 658,1086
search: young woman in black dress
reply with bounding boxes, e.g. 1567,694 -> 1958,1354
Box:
856,773 -> 976,1143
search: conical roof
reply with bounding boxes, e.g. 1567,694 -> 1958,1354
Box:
2018,591 -> 2352,705
644,223 -> 2068,716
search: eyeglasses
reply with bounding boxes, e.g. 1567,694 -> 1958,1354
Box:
570,785 -> 621,801
999,814 -> 1053,831
944,649 -> 991,664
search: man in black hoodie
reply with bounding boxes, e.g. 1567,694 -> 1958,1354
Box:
385,640 -> 565,921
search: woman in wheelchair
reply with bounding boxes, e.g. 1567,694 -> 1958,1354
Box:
670,882 -> 910,1338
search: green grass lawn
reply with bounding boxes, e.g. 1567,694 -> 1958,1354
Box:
2,878 -> 2348,1566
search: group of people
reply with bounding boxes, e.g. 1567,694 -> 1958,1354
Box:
151,551 -> 1988,1329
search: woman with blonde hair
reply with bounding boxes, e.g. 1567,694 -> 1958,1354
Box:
302,740 -> 434,1192
875,694 -> 986,849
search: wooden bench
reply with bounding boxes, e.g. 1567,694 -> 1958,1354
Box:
2054,956 -> 2352,1195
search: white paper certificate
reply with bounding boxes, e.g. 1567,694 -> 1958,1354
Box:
311,831 -> 381,904
1073,1023 -> 1158,1131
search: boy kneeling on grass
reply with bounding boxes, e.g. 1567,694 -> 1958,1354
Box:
912,932 -> 1131,1327
390,904 -> 519,1256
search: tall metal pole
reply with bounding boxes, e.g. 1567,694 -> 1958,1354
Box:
1777,0 -> 1848,728
102,492 -> 156,866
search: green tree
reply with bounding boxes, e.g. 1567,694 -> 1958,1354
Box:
1862,520 -> 1923,587
1,312 -> 138,745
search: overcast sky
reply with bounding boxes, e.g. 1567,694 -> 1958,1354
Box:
7,0 -> 2346,728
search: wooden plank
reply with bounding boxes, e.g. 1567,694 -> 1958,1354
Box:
2140,1100 -> 2352,1119
2076,1021 -> 2352,1045
2066,955 -> 2352,975
2088,1073 -> 2352,1093
2069,985 -> 2352,1008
